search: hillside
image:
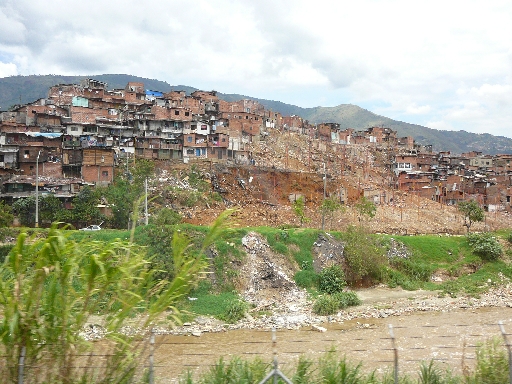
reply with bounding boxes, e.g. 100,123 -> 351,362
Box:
1,74 -> 512,154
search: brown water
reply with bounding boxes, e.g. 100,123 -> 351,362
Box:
148,306 -> 512,383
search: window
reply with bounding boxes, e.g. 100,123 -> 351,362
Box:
185,111 -> 190,116
24,150 -> 29,158
71,126 -> 78,131
174,110 -> 180,115
187,136 -> 192,143
102,171 -> 109,177
201,125 -> 207,130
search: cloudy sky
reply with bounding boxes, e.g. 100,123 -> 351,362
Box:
1,0 -> 511,138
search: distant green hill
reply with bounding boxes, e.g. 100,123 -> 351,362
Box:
1,74 -> 511,154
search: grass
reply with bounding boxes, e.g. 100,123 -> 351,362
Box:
180,339 -> 510,383
180,281 -> 241,320
10,224 -> 512,316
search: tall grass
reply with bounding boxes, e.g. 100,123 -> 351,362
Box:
179,339 -> 509,383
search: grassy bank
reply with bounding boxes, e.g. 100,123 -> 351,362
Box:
2,225 -> 512,319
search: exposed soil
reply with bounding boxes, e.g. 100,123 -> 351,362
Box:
153,128 -> 512,234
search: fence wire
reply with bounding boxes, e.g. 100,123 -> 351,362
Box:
5,320 -> 512,383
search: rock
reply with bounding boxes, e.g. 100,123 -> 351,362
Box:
311,324 -> 327,332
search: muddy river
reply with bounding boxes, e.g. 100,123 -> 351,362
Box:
146,306 -> 512,383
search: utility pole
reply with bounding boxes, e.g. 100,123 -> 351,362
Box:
145,177 -> 148,225
35,150 -> 42,228
321,163 -> 326,231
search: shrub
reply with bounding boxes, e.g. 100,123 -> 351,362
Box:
342,225 -> 387,285
472,338 -> 508,384
318,265 -> 346,294
332,291 -> 361,308
151,207 -> 182,226
220,299 -> 248,323
0,244 -> 13,264
295,270 -> 318,289
390,256 -> 434,282
313,295 -> 339,315
467,233 -> 503,261
506,232 -> 512,244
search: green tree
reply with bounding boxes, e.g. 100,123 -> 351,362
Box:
354,196 -> 376,224
0,210 -> 233,383
11,195 -> 64,227
102,175 -> 136,229
39,194 -> 64,224
102,160 -> 157,229
293,195 -> 310,227
12,197 -> 35,227
70,186 -> 105,227
0,200 -> 14,227
131,158 -> 155,187
320,197 -> 344,230
458,200 -> 484,233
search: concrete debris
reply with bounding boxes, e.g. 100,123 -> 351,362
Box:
311,324 -> 327,332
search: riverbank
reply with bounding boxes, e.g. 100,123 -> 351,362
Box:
79,281 -> 512,341
160,283 -> 512,337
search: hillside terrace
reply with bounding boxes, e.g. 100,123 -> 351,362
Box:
0,78 -> 511,214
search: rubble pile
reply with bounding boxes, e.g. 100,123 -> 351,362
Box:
311,233 -> 345,272
239,232 -> 307,312
152,128 -> 512,234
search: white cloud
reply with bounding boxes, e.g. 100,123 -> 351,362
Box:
0,61 -> 17,78
0,0 -> 511,138
406,104 -> 431,115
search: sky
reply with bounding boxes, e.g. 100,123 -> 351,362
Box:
1,0 -> 512,138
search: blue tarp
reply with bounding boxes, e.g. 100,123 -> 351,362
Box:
145,90 -> 163,97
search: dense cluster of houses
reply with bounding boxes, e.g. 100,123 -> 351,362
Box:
389,149 -> 512,211
0,78 -> 511,212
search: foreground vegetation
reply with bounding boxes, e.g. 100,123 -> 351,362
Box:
2,221 -> 511,322
179,338 -> 509,383
0,211 -> 232,384
0,214 -> 511,382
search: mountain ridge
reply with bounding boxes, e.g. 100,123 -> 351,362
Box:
1,74 -> 511,155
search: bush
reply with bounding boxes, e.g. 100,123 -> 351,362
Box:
151,207 -> 181,226
0,244 -> 13,264
506,232 -> 512,244
313,295 -> 339,315
332,291 -> 361,308
220,299 -> 248,323
342,226 -> 387,284
472,338 -> 508,384
318,265 -> 346,294
467,233 -> 503,261
390,256 -> 434,282
295,270 -> 318,289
